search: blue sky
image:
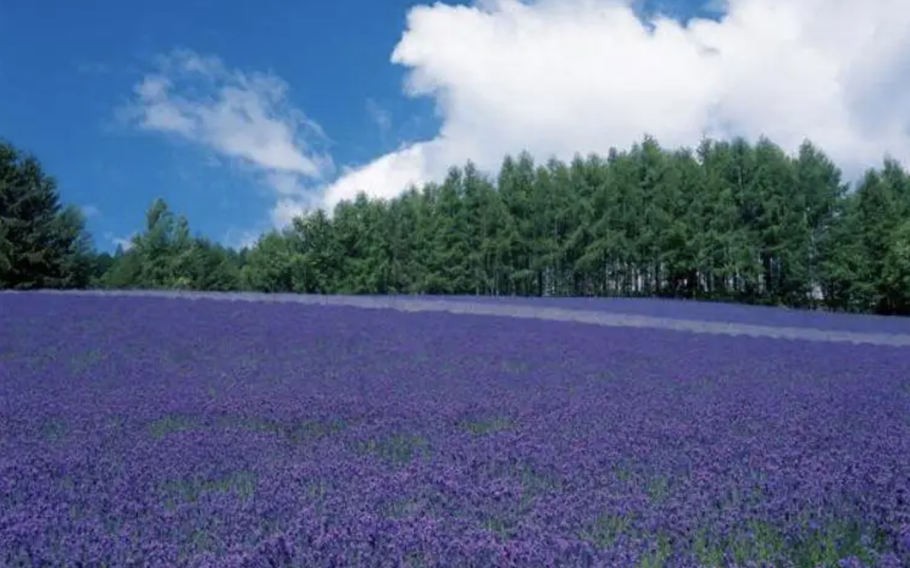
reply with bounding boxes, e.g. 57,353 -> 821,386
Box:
0,0 -> 441,250
1,0 -> 908,252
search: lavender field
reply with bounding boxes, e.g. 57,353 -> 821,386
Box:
1,292 -> 909,567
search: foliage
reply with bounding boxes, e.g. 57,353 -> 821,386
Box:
2,135 -> 910,314
212,135 -> 908,314
0,140 -> 94,289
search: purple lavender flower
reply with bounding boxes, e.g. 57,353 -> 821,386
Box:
0,292 -> 908,567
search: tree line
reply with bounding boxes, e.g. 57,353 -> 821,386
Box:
2,135 -> 909,315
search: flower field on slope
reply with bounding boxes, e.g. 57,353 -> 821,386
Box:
0,294 -> 908,567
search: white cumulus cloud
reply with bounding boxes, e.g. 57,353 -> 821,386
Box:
120,49 -> 331,228
320,0 -> 910,211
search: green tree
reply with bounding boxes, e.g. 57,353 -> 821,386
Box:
240,230 -> 301,293
66,132 -> 910,318
186,238 -> 242,292
881,219 -> 910,314
0,140 -> 95,289
100,245 -> 143,289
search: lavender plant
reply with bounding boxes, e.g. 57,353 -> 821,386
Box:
0,293 -> 908,567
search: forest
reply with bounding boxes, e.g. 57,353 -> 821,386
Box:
2,135 -> 909,315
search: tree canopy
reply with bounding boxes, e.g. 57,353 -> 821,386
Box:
0,141 -> 95,289
2,135 -> 909,315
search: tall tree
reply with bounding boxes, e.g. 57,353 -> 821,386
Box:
241,230 -> 301,293
793,140 -> 847,308
0,140 -> 94,289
